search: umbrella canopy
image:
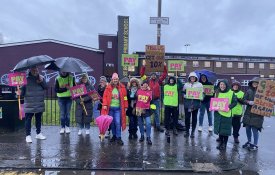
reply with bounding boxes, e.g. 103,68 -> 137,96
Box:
95,115 -> 113,141
13,55 -> 54,72
195,69 -> 217,83
45,57 -> 93,73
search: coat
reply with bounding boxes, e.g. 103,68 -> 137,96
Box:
75,83 -> 94,124
101,83 -> 128,131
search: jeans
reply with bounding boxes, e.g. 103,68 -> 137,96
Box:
25,112 -> 42,136
78,123 -> 90,130
93,100 -> 100,119
138,116 -> 151,137
128,113 -> 138,134
232,116 -> 241,138
164,106 -> 178,130
109,107 -> 121,138
152,99 -> 161,127
184,108 -> 198,132
199,101 -> 213,126
246,125 -> 259,145
58,98 -> 72,128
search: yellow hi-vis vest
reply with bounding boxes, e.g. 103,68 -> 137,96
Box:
217,90 -> 234,117
56,75 -> 74,97
163,84 -> 178,107
232,90 -> 244,116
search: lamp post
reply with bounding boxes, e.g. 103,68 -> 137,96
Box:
184,44 -> 190,53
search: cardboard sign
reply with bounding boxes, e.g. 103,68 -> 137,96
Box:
251,80 -> 275,117
136,90 -> 152,109
210,98 -> 229,112
70,85 -> 87,99
88,90 -> 102,101
121,54 -> 139,67
145,45 -> 165,72
8,73 -> 27,86
203,85 -> 214,96
168,60 -> 186,72
186,88 -> 203,100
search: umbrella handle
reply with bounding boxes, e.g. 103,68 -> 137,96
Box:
80,96 -> 88,116
17,85 -> 22,120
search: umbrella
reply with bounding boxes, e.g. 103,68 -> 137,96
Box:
45,57 -> 93,73
195,69 -> 217,83
95,115 -> 113,141
13,55 -> 54,72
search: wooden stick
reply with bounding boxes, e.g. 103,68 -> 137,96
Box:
80,96 -> 88,116
17,85 -> 22,120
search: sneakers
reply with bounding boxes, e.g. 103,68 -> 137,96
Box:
78,130 -> 82,136
36,133 -> 46,140
60,128 -> 65,134
242,142 -> 251,149
208,126 -> 213,132
85,129 -> 90,135
248,144 -> 258,151
26,135 -> 32,143
139,135 -> 145,142
198,126 -> 203,132
65,127 -> 71,134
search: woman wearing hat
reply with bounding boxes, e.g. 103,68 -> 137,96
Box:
101,73 -> 128,145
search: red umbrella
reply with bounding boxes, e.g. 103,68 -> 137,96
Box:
95,115 -> 113,141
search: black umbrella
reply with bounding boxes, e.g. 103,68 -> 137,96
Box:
45,57 -> 93,73
13,55 -> 55,72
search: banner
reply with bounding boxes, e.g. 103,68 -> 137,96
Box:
121,54 -> 139,67
186,88 -> 203,100
168,60 -> 185,72
8,72 -> 27,86
210,98 -> 229,112
203,85 -> 214,96
145,45 -> 165,72
70,85 -> 88,99
251,80 -> 275,117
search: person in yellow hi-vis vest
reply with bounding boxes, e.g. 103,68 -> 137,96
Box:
214,79 -> 237,151
55,72 -> 75,134
231,81 -> 244,144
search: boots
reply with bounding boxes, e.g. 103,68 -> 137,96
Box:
190,130 -> 195,138
147,137 -> 152,145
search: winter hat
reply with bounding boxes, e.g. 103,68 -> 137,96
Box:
100,76 -> 107,82
232,81 -> 241,88
112,73 -> 119,79
141,79 -> 149,85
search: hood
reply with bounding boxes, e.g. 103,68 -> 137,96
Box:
167,76 -> 176,85
129,78 -> 140,88
188,72 -> 198,82
248,77 -> 260,87
231,80 -> 241,91
217,79 -> 230,92
199,74 -> 209,84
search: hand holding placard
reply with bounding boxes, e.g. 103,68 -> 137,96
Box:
210,98 -> 229,112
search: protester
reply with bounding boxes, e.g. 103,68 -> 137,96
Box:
75,74 -> 94,136
231,81 -> 244,144
101,73 -> 128,145
214,79 -> 237,151
55,72 -> 75,134
140,60 -> 167,132
183,72 -> 203,138
126,78 -> 140,140
18,67 -> 47,143
198,74 -> 214,132
136,80 -> 154,145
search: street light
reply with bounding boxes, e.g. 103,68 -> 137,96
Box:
184,44 -> 190,53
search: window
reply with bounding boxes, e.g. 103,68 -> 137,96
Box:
107,41 -> 112,48
238,62 -> 244,68
204,61 -> 210,68
270,63 -> 275,69
248,63 -> 254,69
269,75 -> 275,78
216,62 -> 221,68
193,61 -> 199,67
259,63 -> 265,69
227,62 -> 233,68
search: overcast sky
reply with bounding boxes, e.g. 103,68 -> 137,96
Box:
1,0 -> 275,57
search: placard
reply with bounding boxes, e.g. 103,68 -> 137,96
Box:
70,85 -> 87,99
210,98 -> 229,112
145,45 -> 165,72
251,80 -> 275,117
203,85 -> 214,96
88,90 -> 102,101
121,54 -> 139,67
186,88 -> 203,100
168,60 -> 186,72
8,72 -> 27,86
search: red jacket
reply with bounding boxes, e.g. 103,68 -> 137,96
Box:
140,65 -> 168,100
101,83 -> 128,131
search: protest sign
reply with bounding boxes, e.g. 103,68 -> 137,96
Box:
203,85 -> 214,96
8,72 -> 27,86
145,45 -> 165,72
210,98 -> 229,112
168,60 -> 185,72
186,88 -> 203,100
88,90 -> 102,101
251,80 -> 275,117
70,85 -> 88,99
121,54 -> 139,67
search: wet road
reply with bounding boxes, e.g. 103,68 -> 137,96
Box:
0,117 -> 275,175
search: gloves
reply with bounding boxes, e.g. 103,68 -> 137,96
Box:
248,101 -> 254,105
183,94 -> 187,98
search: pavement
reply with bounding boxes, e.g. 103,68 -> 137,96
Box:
0,117 -> 275,175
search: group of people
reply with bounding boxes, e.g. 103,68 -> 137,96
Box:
19,64 -> 275,152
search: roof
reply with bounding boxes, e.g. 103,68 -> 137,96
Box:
0,39 -> 104,53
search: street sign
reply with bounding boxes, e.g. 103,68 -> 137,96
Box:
150,17 -> 169,25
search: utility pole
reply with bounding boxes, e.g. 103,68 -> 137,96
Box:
157,0 -> 162,45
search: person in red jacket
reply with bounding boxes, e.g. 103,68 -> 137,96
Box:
101,73 -> 128,145
140,60 -> 167,132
